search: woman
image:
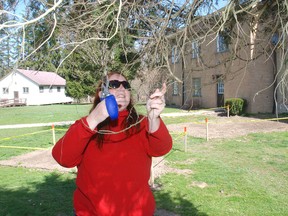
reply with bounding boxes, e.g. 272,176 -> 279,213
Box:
52,72 -> 172,216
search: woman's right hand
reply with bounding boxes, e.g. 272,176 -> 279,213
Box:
86,99 -> 109,130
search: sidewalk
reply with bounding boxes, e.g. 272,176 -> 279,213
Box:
0,121 -> 75,129
0,110 -> 213,129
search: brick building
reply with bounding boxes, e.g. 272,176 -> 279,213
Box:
165,5 -> 287,114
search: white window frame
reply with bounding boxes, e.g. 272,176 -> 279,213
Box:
192,41 -> 199,59
218,79 -> 224,94
39,86 -> 44,93
217,34 -> 228,53
192,78 -> 201,97
173,81 -> 179,95
3,87 -> 9,94
23,87 -> 29,94
171,46 -> 179,64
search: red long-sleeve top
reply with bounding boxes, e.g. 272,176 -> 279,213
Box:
52,110 -> 172,216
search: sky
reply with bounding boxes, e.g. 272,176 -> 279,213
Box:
14,0 -> 229,17
215,0 -> 229,9
173,0 -> 229,15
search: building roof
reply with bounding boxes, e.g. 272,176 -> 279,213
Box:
17,69 -> 66,86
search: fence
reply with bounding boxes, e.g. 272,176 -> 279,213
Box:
0,98 -> 27,107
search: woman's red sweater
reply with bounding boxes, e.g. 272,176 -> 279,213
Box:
52,110 -> 172,216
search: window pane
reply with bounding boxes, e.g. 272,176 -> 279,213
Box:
39,86 -> 44,93
192,41 -> 199,58
3,88 -> 9,94
173,81 -> 179,95
192,78 -> 201,97
23,87 -> 29,94
171,46 -> 179,64
217,35 -> 228,52
218,80 -> 224,94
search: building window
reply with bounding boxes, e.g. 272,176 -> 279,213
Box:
217,34 -> 228,53
171,46 -> 179,64
192,41 -> 199,59
173,81 -> 179,95
23,87 -> 29,94
39,86 -> 44,93
3,88 -> 9,94
57,87 -> 61,92
49,87 -> 53,93
192,78 -> 201,97
218,79 -> 224,94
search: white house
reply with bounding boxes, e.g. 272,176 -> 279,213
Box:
0,69 -> 73,106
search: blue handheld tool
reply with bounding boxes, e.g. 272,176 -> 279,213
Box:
100,76 -> 119,120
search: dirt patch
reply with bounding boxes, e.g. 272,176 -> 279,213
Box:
0,148 -> 73,173
166,111 -> 288,139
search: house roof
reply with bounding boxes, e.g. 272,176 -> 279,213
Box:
17,69 -> 66,86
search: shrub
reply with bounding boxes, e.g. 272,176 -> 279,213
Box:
225,98 -> 246,115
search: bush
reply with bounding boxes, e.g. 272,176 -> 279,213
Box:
225,98 -> 246,116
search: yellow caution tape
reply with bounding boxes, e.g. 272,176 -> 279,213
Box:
0,145 -> 48,150
0,129 -> 51,142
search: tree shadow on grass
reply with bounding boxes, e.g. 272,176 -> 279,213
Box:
0,167 -> 207,216
0,171 -> 76,216
153,190 -> 208,216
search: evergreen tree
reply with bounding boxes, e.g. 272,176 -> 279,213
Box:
0,0 -> 20,77
19,0 -> 62,71
57,0 -> 141,99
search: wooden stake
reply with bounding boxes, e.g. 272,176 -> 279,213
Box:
227,105 -> 230,118
205,118 -> 209,141
184,127 -> 187,152
52,124 -> 56,145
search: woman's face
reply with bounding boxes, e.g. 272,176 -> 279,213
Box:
107,73 -> 131,112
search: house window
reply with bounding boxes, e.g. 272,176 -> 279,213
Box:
173,81 -> 179,95
39,86 -> 44,93
192,78 -> 201,97
171,46 -> 179,64
23,87 -> 29,94
57,87 -> 61,92
192,41 -> 199,59
49,87 -> 53,93
218,79 -> 224,94
3,88 -> 9,94
217,34 -> 228,53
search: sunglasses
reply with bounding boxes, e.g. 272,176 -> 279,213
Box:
107,80 -> 131,90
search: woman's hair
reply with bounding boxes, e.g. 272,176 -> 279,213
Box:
90,71 -> 140,148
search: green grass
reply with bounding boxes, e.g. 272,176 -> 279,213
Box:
153,132 -> 288,216
0,104 -> 91,125
0,105 -> 287,215
0,126 -> 67,160
0,166 -> 76,216
0,132 -> 287,215
0,104 -> 184,125
161,115 -> 214,125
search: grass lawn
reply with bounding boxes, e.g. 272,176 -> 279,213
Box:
0,105 -> 287,215
153,132 -> 288,216
0,132 -> 287,215
0,167 -> 76,216
0,104 -> 184,125
0,104 -> 91,125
